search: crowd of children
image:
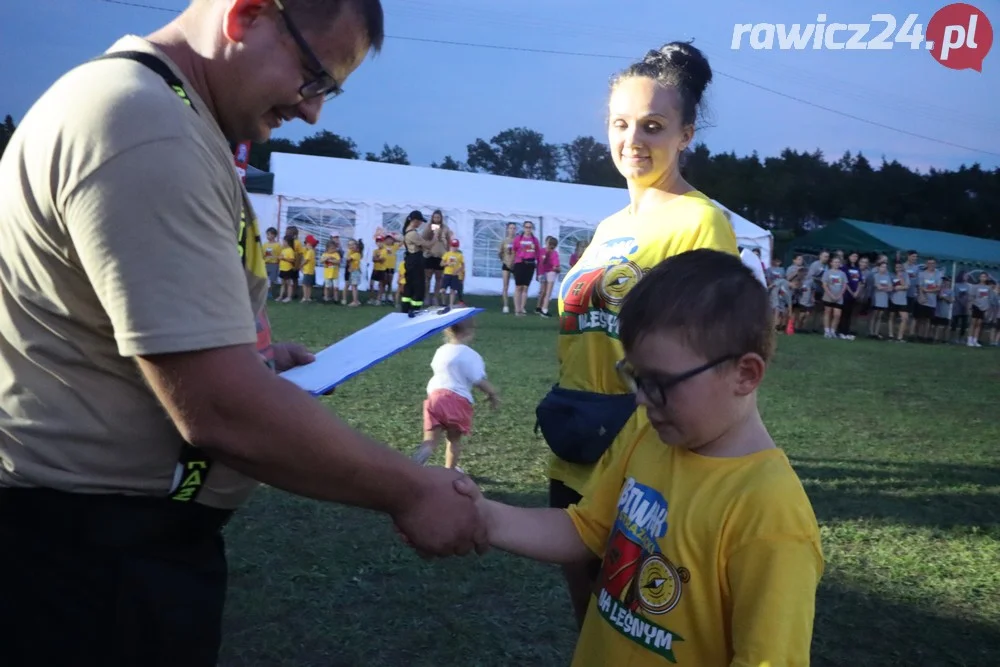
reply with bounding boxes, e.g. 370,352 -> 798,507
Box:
262,224 -> 468,310
765,249 -> 1000,348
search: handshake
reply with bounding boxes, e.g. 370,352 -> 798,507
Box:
391,465 -> 492,558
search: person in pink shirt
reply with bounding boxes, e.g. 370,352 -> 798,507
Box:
535,236 -> 561,317
511,221 -> 540,316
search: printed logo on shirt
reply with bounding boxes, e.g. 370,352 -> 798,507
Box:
559,236 -> 645,338
595,477 -> 688,662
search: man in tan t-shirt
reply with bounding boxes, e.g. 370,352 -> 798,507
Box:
0,2 -> 485,665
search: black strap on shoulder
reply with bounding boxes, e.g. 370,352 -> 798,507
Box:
89,49 -> 213,502
88,50 -> 199,116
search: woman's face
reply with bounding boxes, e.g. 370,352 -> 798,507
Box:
849,252 -> 859,264
506,223 -> 517,237
522,222 -> 535,236
608,76 -> 692,188
878,263 -> 888,273
431,212 -> 443,225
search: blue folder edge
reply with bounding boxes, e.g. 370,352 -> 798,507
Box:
298,307 -> 485,396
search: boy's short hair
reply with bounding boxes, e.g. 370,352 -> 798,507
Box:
619,249 -> 775,363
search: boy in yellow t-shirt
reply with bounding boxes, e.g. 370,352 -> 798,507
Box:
277,238 -> 297,303
440,238 -> 464,309
262,227 -> 281,299
300,235 -> 318,303
368,236 -> 386,305
381,234 -> 401,305
455,249 -> 824,667
321,238 -> 342,304
345,239 -> 362,307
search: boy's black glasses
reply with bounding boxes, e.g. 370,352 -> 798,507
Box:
273,0 -> 344,101
615,354 -> 741,408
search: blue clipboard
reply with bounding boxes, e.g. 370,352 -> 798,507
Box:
279,307 -> 484,396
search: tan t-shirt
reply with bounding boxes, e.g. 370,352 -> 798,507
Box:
0,36 -> 269,510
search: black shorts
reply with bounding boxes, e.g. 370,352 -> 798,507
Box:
425,256 -> 443,272
279,269 -> 298,283
822,300 -> 842,310
916,304 -> 935,321
889,302 -> 905,313
371,270 -> 385,282
382,268 -> 395,277
907,297 -> 918,313
0,488 -> 231,667
548,480 -> 601,580
443,274 -> 462,291
793,303 -> 810,312
971,305 -> 986,320
872,304 -> 888,311
933,316 -> 950,326
513,261 -> 536,287
502,264 -> 512,273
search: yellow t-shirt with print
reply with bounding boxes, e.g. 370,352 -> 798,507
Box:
550,191 -> 738,494
263,241 -> 281,265
347,251 -> 361,273
383,242 -> 400,269
302,247 -> 316,275
442,250 -> 463,276
566,428 -> 824,667
278,247 -> 296,272
322,251 -> 341,281
372,247 -> 386,271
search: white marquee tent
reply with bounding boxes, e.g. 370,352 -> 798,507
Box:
249,153 -> 772,296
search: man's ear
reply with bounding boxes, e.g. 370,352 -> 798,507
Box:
732,353 -> 766,396
222,0 -> 270,43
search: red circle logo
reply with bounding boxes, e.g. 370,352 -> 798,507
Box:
927,3 -> 993,71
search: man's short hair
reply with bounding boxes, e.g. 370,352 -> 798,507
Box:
619,249 -> 776,364
282,0 -> 384,53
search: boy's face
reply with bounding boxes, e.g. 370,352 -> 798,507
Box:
267,231 -> 276,241
624,331 -> 750,450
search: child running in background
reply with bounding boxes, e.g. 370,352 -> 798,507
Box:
450,249 -> 823,667
440,238 -> 465,311
321,239 -> 342,304
413,318 -> 500,471
536,236 -> 561,317
277,236 -> 298,303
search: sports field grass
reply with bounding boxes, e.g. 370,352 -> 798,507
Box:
219,298 -> 1000,666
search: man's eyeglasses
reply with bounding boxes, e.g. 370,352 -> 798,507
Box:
615,354 -> 741,408
273,0 -> 344,101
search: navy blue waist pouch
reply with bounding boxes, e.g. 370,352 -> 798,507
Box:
535,385 -> 638,465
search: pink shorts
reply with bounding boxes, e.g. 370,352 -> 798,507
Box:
423,389 -> 473,434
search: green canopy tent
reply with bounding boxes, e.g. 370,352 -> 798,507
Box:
790,218 -> 1000,275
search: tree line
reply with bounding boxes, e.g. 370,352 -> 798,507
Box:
3,113 -> 996,241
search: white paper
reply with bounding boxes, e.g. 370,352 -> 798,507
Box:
279,307 -> 483,395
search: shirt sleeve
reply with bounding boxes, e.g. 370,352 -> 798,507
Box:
727,537 -> 824,667
64,137 -> 255,357
565,434 -> 639,557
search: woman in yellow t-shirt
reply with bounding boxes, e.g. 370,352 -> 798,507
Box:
535,41 -> 739,627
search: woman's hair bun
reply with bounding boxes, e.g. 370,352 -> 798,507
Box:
656,41 -> 712,104
613,40 -> 713,126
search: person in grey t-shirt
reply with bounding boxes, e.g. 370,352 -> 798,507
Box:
888,263 -> 911,342
933,276 -> 953,343
915,257 -> 942,340
868,260 -> 893,339
805,250 -> 829,332
821,256 -> 848,339
950,271 -> 971,342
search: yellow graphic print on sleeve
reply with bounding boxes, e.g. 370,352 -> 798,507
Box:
566,430 -> 824,667
549,192 -> 739,494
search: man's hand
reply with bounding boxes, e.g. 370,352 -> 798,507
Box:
392,466 -> 488,558
272,342 -> 315,373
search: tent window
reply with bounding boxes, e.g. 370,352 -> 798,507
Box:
472,219 -> 509,278
557,225 -> 593,273
285,205 -> 357,248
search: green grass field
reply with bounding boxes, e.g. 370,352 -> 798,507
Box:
219,298 -> 1000,666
